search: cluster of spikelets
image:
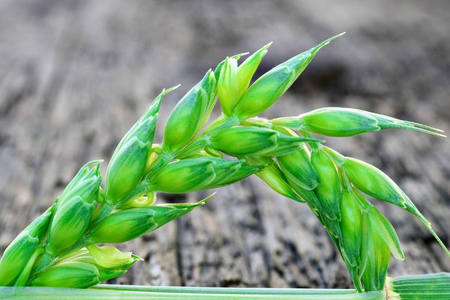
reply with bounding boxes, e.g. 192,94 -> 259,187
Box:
0,33 -> 448,292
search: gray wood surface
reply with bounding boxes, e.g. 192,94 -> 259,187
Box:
0,0 -> 449,288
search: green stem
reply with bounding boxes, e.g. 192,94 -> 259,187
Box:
0,286 -> 383,300
2,273 -> 449,299
94,285 -> 363,296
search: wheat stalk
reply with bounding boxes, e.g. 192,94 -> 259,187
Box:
0,33 -> 448,293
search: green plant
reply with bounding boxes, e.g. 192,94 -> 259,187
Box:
0,33 -> 448,293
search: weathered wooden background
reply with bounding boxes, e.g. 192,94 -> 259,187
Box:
0,0 -> 449,288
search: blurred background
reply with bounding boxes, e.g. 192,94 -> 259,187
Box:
0,0 -> 449,288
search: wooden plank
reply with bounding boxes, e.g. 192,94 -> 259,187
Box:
0,0 -> 449,288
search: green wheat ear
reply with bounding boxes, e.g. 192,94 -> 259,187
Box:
0,33 -> 448,293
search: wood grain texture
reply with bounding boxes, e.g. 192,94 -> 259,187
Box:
0,0 -> 449,288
